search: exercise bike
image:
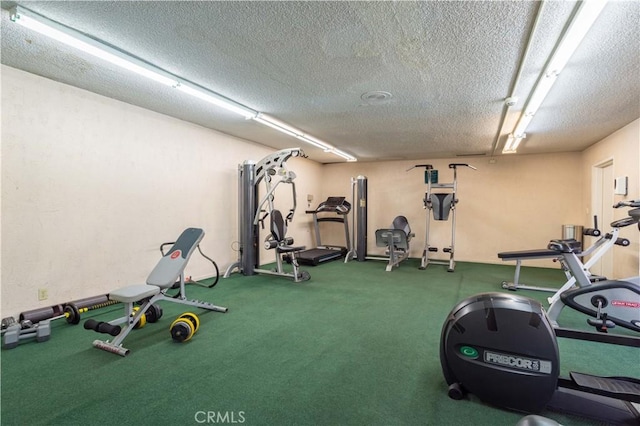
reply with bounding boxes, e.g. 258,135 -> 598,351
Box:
440,201 -> 640,424
545,200 -> 640,332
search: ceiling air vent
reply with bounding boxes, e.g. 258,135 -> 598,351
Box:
361,91 -> 393,104
456,153 -> 486,157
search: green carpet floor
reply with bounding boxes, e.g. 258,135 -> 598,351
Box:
1,259 -> 638,425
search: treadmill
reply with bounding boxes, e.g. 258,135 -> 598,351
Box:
297,197 -> 351,266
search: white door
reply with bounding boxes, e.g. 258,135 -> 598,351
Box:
593,160 -> 614,278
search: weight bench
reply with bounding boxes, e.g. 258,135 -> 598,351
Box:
85,228 -> 228,356
375,216 -> 415,272
498,248 -> 572,292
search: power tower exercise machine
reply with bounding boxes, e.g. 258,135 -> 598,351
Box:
296,196 -> 351,266
224,148 -> 310,283
408,163 -> 476,272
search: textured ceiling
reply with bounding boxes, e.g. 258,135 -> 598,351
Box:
1,1 -> 639,163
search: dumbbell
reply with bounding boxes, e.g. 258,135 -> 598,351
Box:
132,304 -> 163,328
2,321 -> 51,349
170,313 -> 200,342
133,306 -> 146,329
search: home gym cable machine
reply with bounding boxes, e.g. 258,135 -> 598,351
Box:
224,148 -> 310,282
345,175 -> 368,263
407,163 -> 476,272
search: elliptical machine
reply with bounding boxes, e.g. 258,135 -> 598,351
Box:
440,292 -> 640,423
440,202 -> 640,423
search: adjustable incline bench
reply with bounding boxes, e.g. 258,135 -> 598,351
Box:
85,228 -> 228,356
375,216 -> 415,272
498,247 -> 572,292
498,220 -> 607,295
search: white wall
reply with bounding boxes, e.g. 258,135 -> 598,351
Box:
2,65 -> 637,319
319,154 -> 584,266
1,66 -> 322,317
317,123 -> 639,278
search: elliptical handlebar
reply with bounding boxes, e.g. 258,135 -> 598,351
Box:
613,199 -> 640,208
609,198 -> 640,229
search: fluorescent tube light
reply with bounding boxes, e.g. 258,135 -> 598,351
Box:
10,5 -> 356,162
254,114 -> 303,136
254,114 -> 356,161
502,133 -> 526,154
522,73 -> 556,116
254,115 -> 300,138
329,149 -> 358,162
503,134 -> 517,154
507,0 -> 607,153
10,6 -> 258,119
177,84 -> 257,119
10,6 -> 177,87
547,0 -> 608,74
296,135 -> 332,151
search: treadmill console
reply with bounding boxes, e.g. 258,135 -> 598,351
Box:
316,197 -> 351,214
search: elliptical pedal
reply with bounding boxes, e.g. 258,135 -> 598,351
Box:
569,372 -> 640,402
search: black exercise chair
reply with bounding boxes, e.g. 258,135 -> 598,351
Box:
375,215 -> 414,272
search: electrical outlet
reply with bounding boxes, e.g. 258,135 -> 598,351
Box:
38,288 -> 48,301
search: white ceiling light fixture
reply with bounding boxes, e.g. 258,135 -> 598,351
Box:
9,6 -> 257,119
9,5 -> 356,161
254,114 -> 356,161
502,133 -> 526,154
253,114 -> 303,138
9,6 -> 177,87
176,83 -> 257,119
296,134 -> 332,151
504,0 -> 608,154
328,149 -> 358,162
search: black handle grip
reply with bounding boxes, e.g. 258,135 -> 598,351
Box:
583,228 -> 601,237
449,163 -> 477,170
615,237 -> 630,247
